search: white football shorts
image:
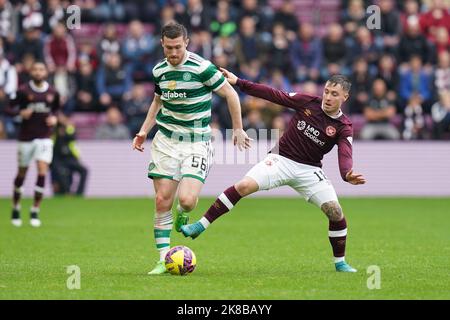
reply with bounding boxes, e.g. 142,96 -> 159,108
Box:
18,138 -> 54,167
148,131 -> 214,183
245,153 -> 338,207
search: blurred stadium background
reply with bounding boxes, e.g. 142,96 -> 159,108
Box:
0,0 -> 450,300
0,0 -> 449,197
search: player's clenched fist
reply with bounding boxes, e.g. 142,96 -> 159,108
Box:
132,131 -> 147,152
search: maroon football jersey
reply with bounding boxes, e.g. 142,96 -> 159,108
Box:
237,79 -> 353,181
10,81 -> 60,141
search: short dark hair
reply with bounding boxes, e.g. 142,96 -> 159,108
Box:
327,75 -> 351,93
32,61 -> 47,68
161,21 -> 188,40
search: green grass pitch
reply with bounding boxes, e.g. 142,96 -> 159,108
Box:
1,197 -> 449,299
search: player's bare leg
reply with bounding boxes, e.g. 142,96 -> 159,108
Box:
149,178 -> 178,275
320,200 -> 357,273
181,177 -> 259,239
11,167 -> 28,227
30,161 -> 49,227
174,177 -> 204,232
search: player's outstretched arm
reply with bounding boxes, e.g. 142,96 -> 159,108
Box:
220,67 -> 238,85
215,81 -> 252,151
338,131 -> 366,185
132,95 -> 162,152
220,67 -> 311,111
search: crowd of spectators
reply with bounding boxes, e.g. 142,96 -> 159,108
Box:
0,0 -> 449,141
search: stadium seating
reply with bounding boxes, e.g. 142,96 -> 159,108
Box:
268,0 -> 341,33
70,113 -> 103,140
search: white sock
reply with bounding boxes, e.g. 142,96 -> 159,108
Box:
14,204 -> 21,211
334,256 -> 345,263
199,217 -> 210,229
31,206 -> 40,214
160,247 -> 170,262
154,210 -> 173,262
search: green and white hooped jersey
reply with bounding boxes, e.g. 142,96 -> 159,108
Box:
152,51 -> 226,142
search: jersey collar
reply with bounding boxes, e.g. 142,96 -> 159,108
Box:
29,80 -> 49,93
321,105 -> 343,119
327,109 -> 343,119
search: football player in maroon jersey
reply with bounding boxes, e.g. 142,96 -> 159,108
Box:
6,62 -> 60,227
181,68 -> 366,272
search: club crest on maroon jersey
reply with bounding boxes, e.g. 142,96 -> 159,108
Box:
47,94 -> 54,103
326,126 -> 336,137
28,94 -> 34,101
297,120 -> 306,131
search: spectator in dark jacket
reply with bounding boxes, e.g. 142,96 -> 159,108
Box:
374,0 -> 401,54
73,61 -> 98,112
238,0 -> 272,34
341,0 -> 367,37
360,78 -> 400,140
176,0 -> 211,32
289,22 -> 322,82
431,90 -> 450,139
122,20 -> 155,80
376,53 -> 400,103
42,0 -> 66,35
434,50 -> 450,92
123,83 -> 151,136
268,23 -> 294,80
322,23 -> 349,79
398,17 -> 433,66
347,26 -> 381,72
234,16 -> 266,69
272,0 -> 299,40
96,52 -> 132,110
13,27 -> 44,71
349,57 -> 373,114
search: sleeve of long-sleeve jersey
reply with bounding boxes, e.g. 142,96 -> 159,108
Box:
337,126 -> 354,182
236,78 -> 318,111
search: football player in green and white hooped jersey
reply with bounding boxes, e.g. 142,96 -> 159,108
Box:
132,22 -> 251,275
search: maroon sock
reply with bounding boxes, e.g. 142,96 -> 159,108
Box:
328,217 -> 347,258
13,175 -> 25,207
204,186 -> 242,223
33,175 -> 46,208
